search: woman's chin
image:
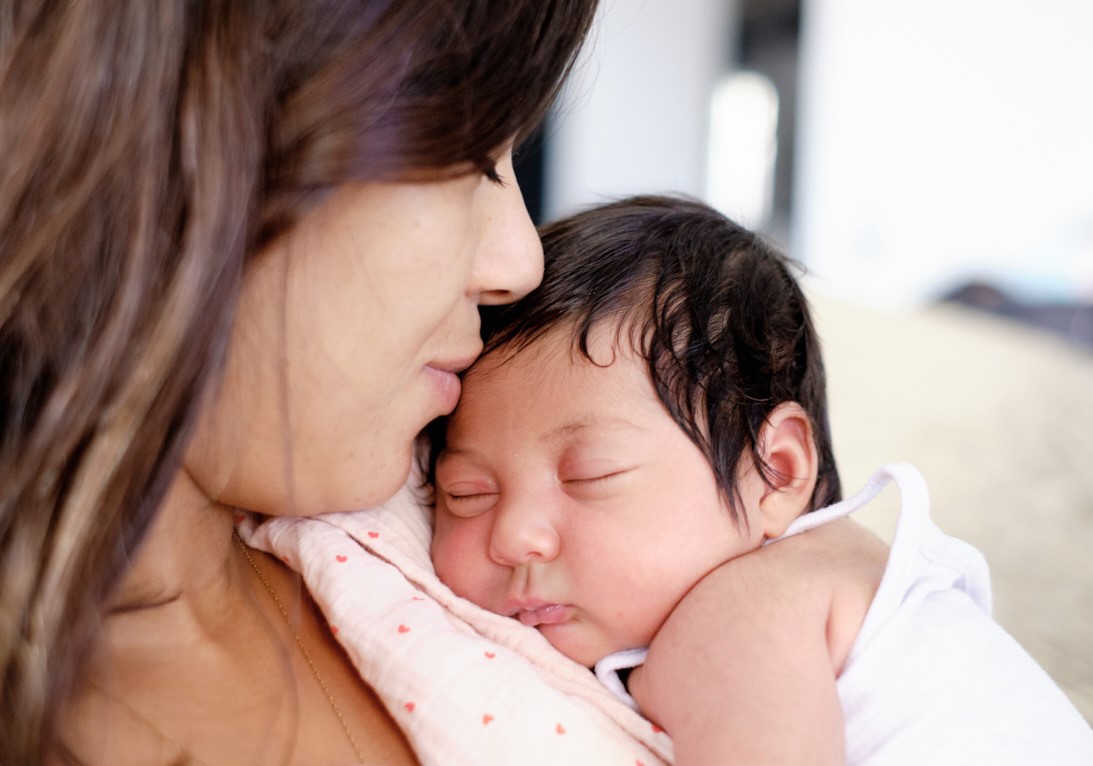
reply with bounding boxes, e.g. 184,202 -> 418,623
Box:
339,448 -> 416,513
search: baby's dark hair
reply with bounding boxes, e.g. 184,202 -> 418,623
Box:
471,194 -> 841,523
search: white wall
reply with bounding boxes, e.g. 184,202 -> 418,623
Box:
795,0 -> 1093,306
544,0 -> 736,219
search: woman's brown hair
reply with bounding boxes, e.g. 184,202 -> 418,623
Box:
0,1 -> 598,760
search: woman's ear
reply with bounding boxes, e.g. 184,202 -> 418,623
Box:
755,402 -> 818,540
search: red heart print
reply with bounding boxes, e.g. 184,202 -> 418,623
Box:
330,625 -> 339,636
397,624 -> 410,634
482,714 -> 494,725
335,554 -> 347,563
484,651 -> 496,659
651,723 -> 664,734
555,723 -> 566,735
367,531 -> 379,538
232,511 -> 246,524
404,701 -> 416,713
280,555 -> 290,564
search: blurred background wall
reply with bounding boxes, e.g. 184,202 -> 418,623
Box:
521,0 -> 1093,314
543,0 -> 734,221
794,0 -> 1093,308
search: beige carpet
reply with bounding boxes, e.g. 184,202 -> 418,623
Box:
808,286 -> 1093,723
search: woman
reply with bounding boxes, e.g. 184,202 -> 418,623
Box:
0,2 -> 600,762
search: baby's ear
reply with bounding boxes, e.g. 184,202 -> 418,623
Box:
755,402 -> 818,540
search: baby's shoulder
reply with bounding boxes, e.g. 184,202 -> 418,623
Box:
741,518 -> 890,673
759,516 -> 887,578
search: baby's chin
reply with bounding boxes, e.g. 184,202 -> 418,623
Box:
536,622 -> 619,669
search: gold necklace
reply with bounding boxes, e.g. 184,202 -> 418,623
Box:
234,532 -> 366,763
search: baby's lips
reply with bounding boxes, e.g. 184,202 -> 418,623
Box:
516,603 -> 572,627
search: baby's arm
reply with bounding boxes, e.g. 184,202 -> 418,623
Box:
629,518 -> 887,766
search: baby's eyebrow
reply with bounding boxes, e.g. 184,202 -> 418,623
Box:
435,445 -> 475,462
440,416 -> 643,460
540,416 -> 639,447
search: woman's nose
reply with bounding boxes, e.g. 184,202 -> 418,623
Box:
471,149 -> 544,306
488,496 -> 560,566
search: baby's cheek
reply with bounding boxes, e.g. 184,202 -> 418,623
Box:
431,522 -> 490,598
430,526 -> 462,583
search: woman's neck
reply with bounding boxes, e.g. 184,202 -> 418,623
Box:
107,469 -> 237,617
62,467 -> 418,764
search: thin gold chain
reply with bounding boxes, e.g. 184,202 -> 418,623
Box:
234,532 -> 366,763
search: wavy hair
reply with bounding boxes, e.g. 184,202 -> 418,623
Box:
0,1 -> 598,760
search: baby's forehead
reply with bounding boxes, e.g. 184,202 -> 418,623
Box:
452,328 -> 659,435
456,336 -> 584,406
471,317 -> 644,380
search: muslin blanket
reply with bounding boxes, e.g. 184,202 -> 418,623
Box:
239,479 -> 674,766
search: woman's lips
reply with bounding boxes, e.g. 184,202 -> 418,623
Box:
515,604 -> 573,627
424,365 -> 462,413
425,349 -> 481,414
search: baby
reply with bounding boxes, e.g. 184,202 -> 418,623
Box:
428,196 -> 1093,764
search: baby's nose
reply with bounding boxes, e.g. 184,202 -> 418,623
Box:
488,499 -> 560,566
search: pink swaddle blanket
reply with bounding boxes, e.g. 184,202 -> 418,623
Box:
239,478 -> 673,766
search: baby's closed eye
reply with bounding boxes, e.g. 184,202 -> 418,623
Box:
437,479 -> 499,518
559,465 -> 637,498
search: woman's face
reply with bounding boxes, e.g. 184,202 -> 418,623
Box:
186,148 -> 542,515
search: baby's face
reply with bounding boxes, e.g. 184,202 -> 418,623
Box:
431,326 -> 765,667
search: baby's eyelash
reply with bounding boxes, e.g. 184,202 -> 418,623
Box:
565,470 -> 630,485
446,492 -> 494,502
441,489 -> 498,518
